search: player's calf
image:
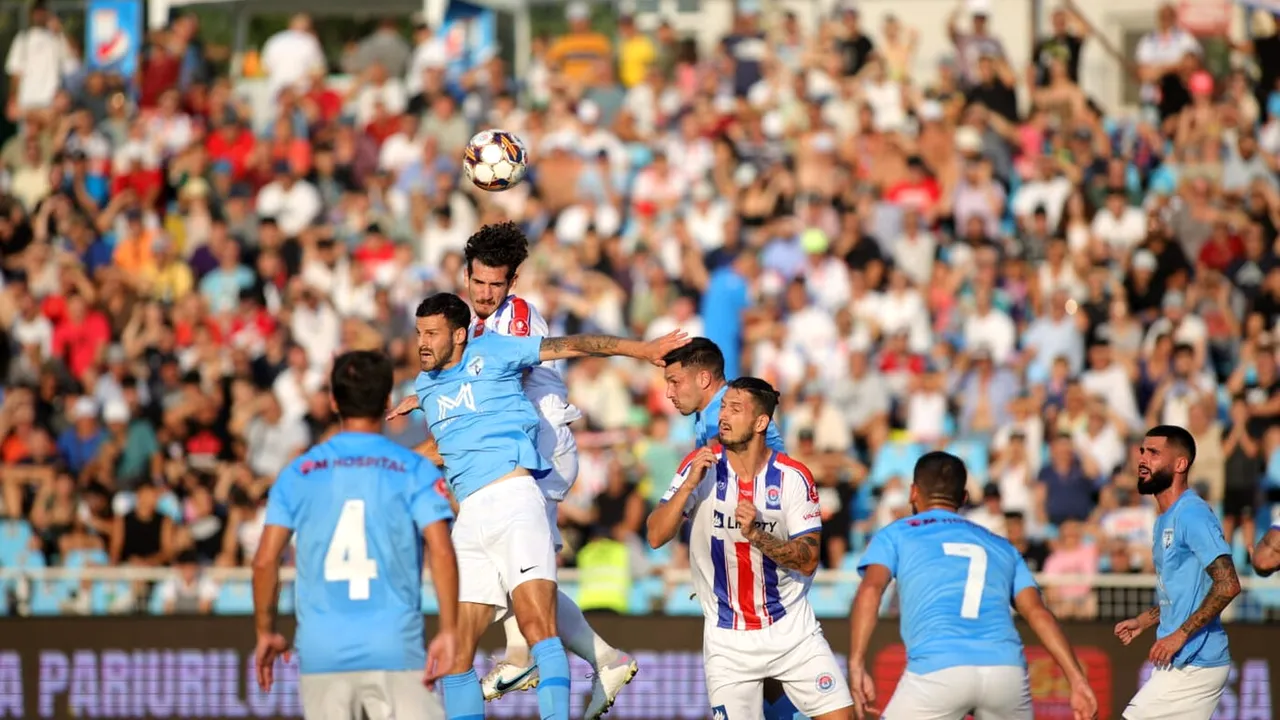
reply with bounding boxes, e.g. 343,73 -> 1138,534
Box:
441,603 -> 492,720
513,579 -> 570,720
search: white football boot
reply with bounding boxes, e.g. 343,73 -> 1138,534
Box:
583,653 -> 639,719
481,660 -> 540,701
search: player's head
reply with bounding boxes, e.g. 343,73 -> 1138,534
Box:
717,377 -> 779,451
1138,424 -> 1197,495
330,350 -> 395,421
414,293 -> 472,372
910,451 -> 968,512
464,221 -> 529,320
663,337 -> 726,415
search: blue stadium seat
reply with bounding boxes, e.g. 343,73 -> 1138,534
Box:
646,542 -> 674,568
0,520 -> 33,566
63,549 -> 109,568
839,551 -> 865,572
662,583 -> 702,616
148,585 -> 167,615
946,439 -> 991,485
558,581 -> 580,604
279,582 -> 296,614
869,443 -> 925,487
628,577 -> 663,615
213,581 -> 254,615
420,586 -> 439,614
810,583 -> 855,618
91,582 -> 133,615
29,582 -> 70,616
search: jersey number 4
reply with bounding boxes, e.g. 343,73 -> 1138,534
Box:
942,542 -> 988,620
325,500 -> 379,600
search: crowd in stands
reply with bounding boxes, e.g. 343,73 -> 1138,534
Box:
2,0 -> 1280,619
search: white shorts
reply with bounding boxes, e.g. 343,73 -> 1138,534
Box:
1123,664 -> 1230,720
537,419 -> 578,502
453,475 -> 558,610
882,665 -> 1031,720
704,610 -> 853,719
299,670 -> 443,720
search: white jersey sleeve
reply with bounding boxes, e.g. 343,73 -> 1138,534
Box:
477,295 -> 582,427
777,455 -> 823,539
661,448 -> 715,516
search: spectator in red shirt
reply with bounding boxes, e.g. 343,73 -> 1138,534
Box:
204,112 -> 257,181
885,155 -> 943,221
352,223 -> 396,280
1197,220 -> 1244,272
139,35 -> 181,109
51,293 -> 111,379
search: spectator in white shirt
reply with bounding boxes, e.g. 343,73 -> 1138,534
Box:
962,286 -> 1017,365
644,294 -> 705,341
260,14 -> 327,100
157,552 -> 218,615
684,182 -> 729,252
243,393 -> 310,481
289,287 -> 341,370
378,113 -> 421,175
349,62 -> 408,129
890,210 -> 937,288
5,3 -> 74,116
1080,341 -> 1142,432
255,161 -> 322,238
404,16 -> 446,97
965,484 -> 1009,538
1091,190 -> 1147,255
1073,398 -> 1127,479
1012,155 -> 1073,230
1134,5 -> 1201,103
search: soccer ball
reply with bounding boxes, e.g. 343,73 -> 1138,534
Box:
463,129 -> 528,192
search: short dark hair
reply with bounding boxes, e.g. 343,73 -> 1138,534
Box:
727,376 -> 780,419
1145,424 -> 1197,467
913,451 -> 968,508
662,337 -> 725,380
464,222 -> 529,282
330,350 -> 395,420
414,293 -> 472,331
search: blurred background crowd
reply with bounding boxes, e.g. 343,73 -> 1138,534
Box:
2,0 -> 1280,621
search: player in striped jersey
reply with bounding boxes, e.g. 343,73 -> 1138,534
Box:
462,223 -> 637,718
1254,519 -> 1280,577
647,377 -> 854,720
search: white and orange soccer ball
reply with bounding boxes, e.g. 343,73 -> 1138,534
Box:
462,129 -> 529,191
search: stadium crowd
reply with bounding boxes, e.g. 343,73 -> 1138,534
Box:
1,0 -> 1279,620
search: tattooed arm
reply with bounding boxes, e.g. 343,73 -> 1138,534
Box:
1136,605 -> 1161,630
1178,555 -> 1242,637
1253,528 -> 1280,578
538,330 -> 689,365
741,526 -> 822,576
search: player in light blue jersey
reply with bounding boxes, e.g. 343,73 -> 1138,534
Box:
390,292 -> 689,720
849,451 -> 1097,720
251,350 -> 459,720
1115,425 -> 1241,720
1253,520 -> 1280,577
662,337 -> 795,720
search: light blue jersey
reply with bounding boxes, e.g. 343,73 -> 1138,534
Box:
859,509 -> 1037,675
414,333 -> 551,502
265,431 -> 454,675
696,384 -> 786,452
1152,490 -> 1232,669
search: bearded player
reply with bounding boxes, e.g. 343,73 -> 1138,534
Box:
647,377 -> 854,720
1114,425 -> 1241,719
463,222 -> 638,717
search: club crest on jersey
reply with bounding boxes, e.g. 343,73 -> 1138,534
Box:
1162,528 -> 1174,549
815,672 -> 837,694
766,485 -> 782,509
711,705 -> 728,720
512,317 -> 529,335
467,356 -> 485,376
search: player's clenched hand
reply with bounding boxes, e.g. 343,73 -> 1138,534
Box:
1069,680 -> 1098,720
1147,629 -> 1187,669
640,330 -> 691,367
734,501 -> 760,534
424,630 -> 457,691
1113,617 -> 1145,645
688,447 -> 718,481
386,394 -> 420,420
848,663 -> 876,720
254,632 -> 290,692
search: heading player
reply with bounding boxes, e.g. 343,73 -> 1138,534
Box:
1114,425 -> 1241,720
663,338 -> 800,720
251,350 -> 458,720
647,377 -> 854,720
1252,517 -> 1280,577
460,224 -> 638,717
391,292 -> 688,720
849,450 -> 1098,720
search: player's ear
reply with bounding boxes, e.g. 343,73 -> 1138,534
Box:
330,394 -> 339,415
509,271 -> 519,289
452,326 -> 468,346
754,414 -> 770,434
1174,454 -> 1190,475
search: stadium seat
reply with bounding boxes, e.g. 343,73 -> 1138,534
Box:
839,551 -> 865,572
810,583 -> 855,618
29,582 -> 71,616
0,520 -> 33,566
662,583 -> 702,616
420,586 -> 439,614
558,581 -> 580,604
213,581 -> 254,615
63,549 -> 110,568
628,577 -> 663,615
646,542 -> 674,567
868,442 -> 925,488
148,586 -> 167,615
946,439 -> 990,484
90,582 -> 133,615
279,582 -> 296,614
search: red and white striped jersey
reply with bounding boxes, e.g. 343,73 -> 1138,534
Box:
662,447 -> 823,631
469,294 -> 582,428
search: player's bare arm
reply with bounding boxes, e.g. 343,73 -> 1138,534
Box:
1115,605 -> 1160,645
1014,587 -> 1098,720
251,524 -> 294,692
848,563 -> 892,720
1149,554 -> 1240,667
736,506 -> 821,576
422,519 -> 460,687
413,433 -> 444,468
646,447 -> 716,548
538,330 -> 690,366
1252,528 -> 1280,577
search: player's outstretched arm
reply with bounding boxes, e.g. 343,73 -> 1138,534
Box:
848,563 -> 891,720
1253,528 -> 1280,577
423,519 -> 460,687
1014,587 -> 1098,720
538,329 -> 690,366
251,524 -> 294,692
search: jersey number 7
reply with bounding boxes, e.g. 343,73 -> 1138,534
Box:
325,500 -> 380,600
943,542 -> 988,620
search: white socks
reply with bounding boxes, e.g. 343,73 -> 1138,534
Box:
503,590 -> 620,670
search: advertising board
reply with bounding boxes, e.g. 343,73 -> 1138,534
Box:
0,617 -> 1272,719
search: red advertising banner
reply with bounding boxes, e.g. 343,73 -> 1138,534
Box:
1178,0 -> 1232,37
0,617 -> 1272,719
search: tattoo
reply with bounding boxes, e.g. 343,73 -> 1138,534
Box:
1178,555 -> 1241,637
540,335 -> 620,357
1140,606 -> 1160,629
744,529 -> 820,573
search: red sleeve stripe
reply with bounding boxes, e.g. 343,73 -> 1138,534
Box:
774,453 -> 817,490
676,448 -> 701,474
510,297 -> 532,336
